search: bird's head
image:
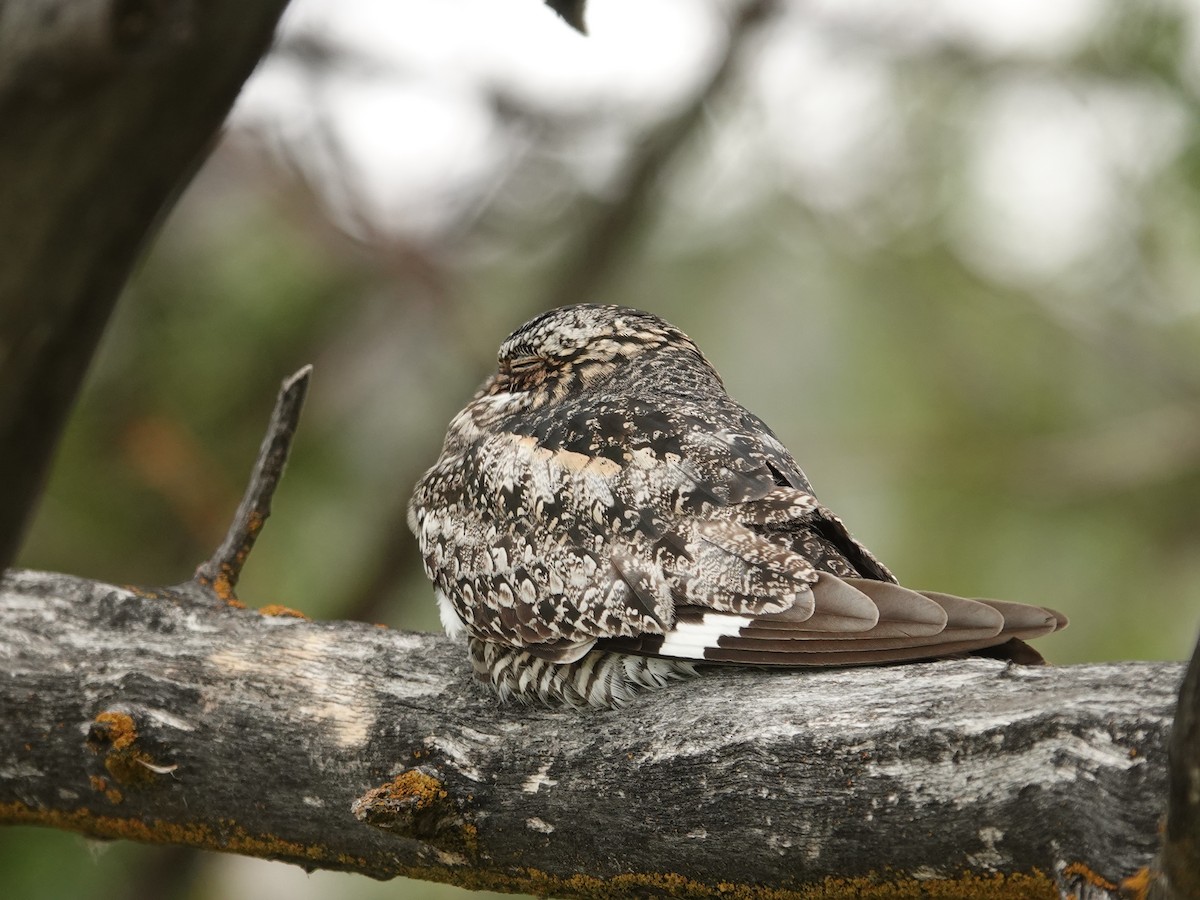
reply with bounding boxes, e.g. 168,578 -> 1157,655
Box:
484,304 -> 721,405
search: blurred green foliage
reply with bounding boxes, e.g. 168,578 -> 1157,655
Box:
8,0 -> 1200,897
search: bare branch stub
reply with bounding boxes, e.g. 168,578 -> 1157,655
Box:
193,365 -> 312,601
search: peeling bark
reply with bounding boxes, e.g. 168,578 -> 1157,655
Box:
0,568 -> 1179,898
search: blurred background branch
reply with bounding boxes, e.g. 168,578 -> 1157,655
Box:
538,0 -> 778,311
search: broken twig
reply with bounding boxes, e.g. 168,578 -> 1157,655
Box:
193,365 -> 312,600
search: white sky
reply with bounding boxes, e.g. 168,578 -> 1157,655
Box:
233,0 -> 1193,289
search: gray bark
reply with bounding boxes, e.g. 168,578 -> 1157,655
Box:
0,0 -> 291,571
0,567 -> 1179,898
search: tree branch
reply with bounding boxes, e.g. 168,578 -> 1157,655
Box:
193,366 -> 312,601
0,566 -> 1180,898
0,0 -> 291,572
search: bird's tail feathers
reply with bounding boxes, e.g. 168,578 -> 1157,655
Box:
597,575 -> 1066,668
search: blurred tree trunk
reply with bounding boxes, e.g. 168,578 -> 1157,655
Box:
0,0 -> 291,572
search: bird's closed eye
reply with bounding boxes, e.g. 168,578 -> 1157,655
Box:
506,356 -> 543,374
494,355 -> 549,393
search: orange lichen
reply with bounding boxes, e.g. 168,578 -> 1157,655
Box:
89,711 -> 137,751
460,821 -> 479,856
0,798 -> 1069,900
1063,862 -> 1118,892
397,865 -> 1060,900
194,510 -> 266,607
0,801 -> 365,870
245,510 -> 265,537
378,769 -> 448,810
208,569 -> 241,604
355,769 -> 482,857
86,774 -> 122,803
87,711 -> 165,788
258,604 -> 309,619
1120,867 -> 1153,900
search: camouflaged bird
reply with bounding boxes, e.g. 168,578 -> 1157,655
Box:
408,305 -> 1067,707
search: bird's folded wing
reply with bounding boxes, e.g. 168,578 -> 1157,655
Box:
598,573 -> 1067,666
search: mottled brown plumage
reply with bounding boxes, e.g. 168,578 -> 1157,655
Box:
408,305 -> 1066,706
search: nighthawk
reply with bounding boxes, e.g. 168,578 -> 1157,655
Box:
408,305 -> 1067,707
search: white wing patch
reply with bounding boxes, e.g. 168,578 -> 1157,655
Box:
436,589 -> 467,639
655,613 -> 755,658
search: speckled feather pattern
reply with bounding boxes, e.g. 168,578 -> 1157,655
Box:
409,305 -> 1065,706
